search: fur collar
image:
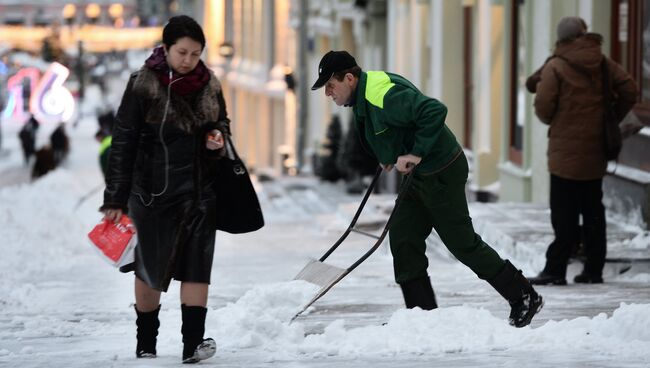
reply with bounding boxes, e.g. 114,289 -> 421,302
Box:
132,66 -> 222,133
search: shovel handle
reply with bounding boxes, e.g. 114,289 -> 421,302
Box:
319,166 -> 383,262
345,170 -> 416,272
292,171 -> 417,322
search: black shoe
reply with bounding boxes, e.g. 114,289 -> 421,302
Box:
528,272 -> 567,286
573,273 -> 603,284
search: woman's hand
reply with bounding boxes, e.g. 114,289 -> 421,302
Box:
206,129 -> 224,150
102,208 -> 123,223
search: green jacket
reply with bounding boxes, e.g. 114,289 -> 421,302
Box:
352,71 -> 461,174
99,136 -> 112,178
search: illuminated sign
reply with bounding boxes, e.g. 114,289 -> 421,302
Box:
2,62 -> 76,125
30,62 -> 75,125
2,67 -> 40,121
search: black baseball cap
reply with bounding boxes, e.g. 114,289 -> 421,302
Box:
311,50 -> 358,90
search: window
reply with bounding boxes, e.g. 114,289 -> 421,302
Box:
611,0 -> 648,100
642,0 -> 650,101
508,0 -> 526,165
463,4 -> 474,149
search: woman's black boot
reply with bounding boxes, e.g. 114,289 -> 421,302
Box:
181,304 -> 216,364
135,304 -> 160,358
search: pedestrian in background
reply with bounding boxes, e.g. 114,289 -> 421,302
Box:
95,127 -> 111,179
311,50 -> 544,328
50,122 -> 69,165
18,115 -> 39,165
528,17 -> 637,286
100,15 -> 230,363
95,110 -> 115,179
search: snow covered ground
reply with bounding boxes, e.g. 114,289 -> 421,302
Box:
0,115 -> 649,367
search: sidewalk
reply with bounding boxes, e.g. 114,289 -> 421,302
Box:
470,202 -> 650,272
264,174 -> 650,276
1,125 -> 650,367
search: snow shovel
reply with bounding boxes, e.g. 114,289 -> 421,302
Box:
292,165 -> 416,321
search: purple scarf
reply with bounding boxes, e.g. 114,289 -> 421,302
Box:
144,46 -> 210,96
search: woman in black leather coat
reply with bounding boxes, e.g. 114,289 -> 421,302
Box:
100,15 -> 227,364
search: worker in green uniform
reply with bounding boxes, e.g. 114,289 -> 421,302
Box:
95,128 -> 112,179
311,51 -> 543,327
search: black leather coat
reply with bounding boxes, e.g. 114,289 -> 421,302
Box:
101,67 -> 230,291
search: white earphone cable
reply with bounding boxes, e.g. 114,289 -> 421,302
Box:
136,68 -> 184,207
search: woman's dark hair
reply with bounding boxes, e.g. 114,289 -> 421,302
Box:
332,66 -> 362,81
162,15 -> 206,50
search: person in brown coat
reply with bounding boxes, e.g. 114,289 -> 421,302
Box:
528,17 -> 637,285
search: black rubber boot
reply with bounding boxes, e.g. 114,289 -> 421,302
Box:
528,271 -> 567,286
399,276 -> 438,310
488,260 -> 544,328
181,304 -> 216,364
135,304 -> 160,358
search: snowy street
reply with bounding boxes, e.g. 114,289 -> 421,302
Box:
0,118 -> 649,368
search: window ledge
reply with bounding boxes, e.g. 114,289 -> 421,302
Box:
498,161 -> 532,179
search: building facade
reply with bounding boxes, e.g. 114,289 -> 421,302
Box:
205,0 -> 649,228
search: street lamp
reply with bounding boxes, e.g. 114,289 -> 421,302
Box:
108,4 -> 123,18
85,3 -> 101,24
62,4 -> 76,26
108,4 -> 124,27
218,42 -> 234,59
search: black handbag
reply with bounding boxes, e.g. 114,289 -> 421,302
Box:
601,59 -> 622,161
213,135 -> 264,233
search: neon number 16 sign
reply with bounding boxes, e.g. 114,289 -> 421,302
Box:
2,62 -> 76,125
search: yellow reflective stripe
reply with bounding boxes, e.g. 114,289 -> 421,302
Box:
375,128 -> 388,135
99,136 -> 112,154
365,71 -> 394,109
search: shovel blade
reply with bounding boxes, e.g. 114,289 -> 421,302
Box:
291,259 -> 348,321
294,259 -> 347,288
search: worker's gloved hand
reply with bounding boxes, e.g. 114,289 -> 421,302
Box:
395,154 -> 421,174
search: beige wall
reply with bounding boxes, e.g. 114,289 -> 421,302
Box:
204,0 -> 297,175
210,0 -> 615,191
427,0 -> 464,142
472,0 -> 505,189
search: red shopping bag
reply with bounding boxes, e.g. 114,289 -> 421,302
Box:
88,215 -> 136,267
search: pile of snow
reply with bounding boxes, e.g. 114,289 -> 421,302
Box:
0,171 -> 101,307
209,279 -> 650,359
296,303 -> 650,357
213,281 -> 318,352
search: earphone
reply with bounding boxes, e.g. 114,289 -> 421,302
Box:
136,67 -> 184,207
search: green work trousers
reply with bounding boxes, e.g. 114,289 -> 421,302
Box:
389,152 -> 506,283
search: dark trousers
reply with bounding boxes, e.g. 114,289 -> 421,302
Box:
543,174 -> 606,278
389,153 -> 505,283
